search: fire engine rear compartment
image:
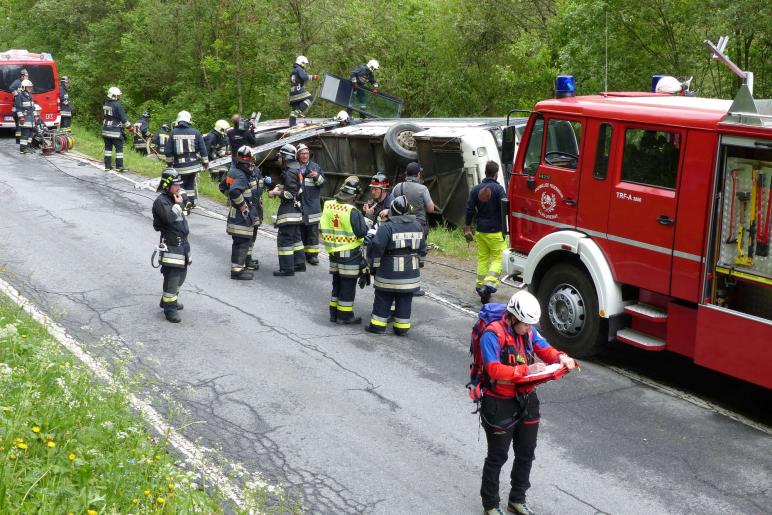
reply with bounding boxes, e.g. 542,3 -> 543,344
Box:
696,135 -> 772,389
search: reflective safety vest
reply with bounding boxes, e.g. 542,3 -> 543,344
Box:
320,200 -> 363,253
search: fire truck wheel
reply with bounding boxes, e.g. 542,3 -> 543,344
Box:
383,122 -> 421,165
535,262 -> 603,358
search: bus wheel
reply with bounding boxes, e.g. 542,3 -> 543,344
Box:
535,262 -> 602,358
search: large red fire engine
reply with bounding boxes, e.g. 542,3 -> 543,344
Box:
0,49 -> 61,129
503,54 -> 771,389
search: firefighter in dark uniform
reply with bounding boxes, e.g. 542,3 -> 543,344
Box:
289,55 -> 318,127
132,110 -> 152,154
226,114 -> 258,164
152,169 -> 192,324
14,79 -> 35,154
320,177 -> 369,324
268,144 -> 305,276
150,124 -> 171,157
165,110 -> 208,208
10,68 -> 28,144
204,119 -> 231,182
349,60 -> 380,111
102,86 -> 132,172
30,104 -> 48,149
225,146 -> 262,280
297,143 -> 324,265
364,173 -> 394,224
59,76 -> 72,132
365,195 -> 426,336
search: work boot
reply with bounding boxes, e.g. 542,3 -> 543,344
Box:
365,324 -> 385,335
273,269 -> 294,277
476,285 -> 494,304
483,508 -> 505,515
245,258 -> 259,270
335,316 -> 362,325
231,270 -> 254,280
306,254 -> 319,265
507,501 -> 534,515
159,300 -> 183,311
104,167 -> 113,172
294,264 -> 307,272
329,307 -> 337,323
118,168 -> 129,173
164,310 -> 181,323
413,287 -> 426,297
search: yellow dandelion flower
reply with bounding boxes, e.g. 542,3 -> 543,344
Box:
13,438 -> 22,444
144,489 -> 151,497
8,453 -> 16,460
2,406 -> 9,412
68,453 -> 76,461
87,510 -> 98,515
154,455 -> 160,460
47,441 -> 56,448
0,446 -> 4,452
21,334 -> 27,338
156,497 -> 165,505
131,498 -> 139,504
16,442 -> 27,450
32,426 -> 41,433
168,482 -> 175,491
169,492 -> 176,499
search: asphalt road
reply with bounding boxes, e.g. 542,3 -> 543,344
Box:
1,140 -> 770,515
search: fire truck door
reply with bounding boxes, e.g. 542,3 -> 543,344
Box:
511,115 -> 583,246
606,127 -> 683,294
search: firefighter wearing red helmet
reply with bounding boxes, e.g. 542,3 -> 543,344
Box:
225,146 -> 261,280
364,173 -> 393,223
477,290 -> 576,515
268,144 -> 306,276
296,143 -> 324,265
14,79 -> 35,154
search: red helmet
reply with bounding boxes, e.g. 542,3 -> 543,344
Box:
236,145 -> 254,164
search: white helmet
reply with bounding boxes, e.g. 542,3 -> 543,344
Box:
214,119 -> 230,135
335,110 -> 349,122
34,103 -> 41,113
296,55 -> 309,67
279,144 -> 297,160
21,79 -> 33,88
367,59 -> 379,71
176,110 -> 192,124
506,290 -> 541,325
107,86 -> 122,99
655,76 -> 682,94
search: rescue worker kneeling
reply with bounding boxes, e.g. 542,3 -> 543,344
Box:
365,195 -> 426,336
152,169 -> 192,323
226,146 -> 261,280
320,177 -> 369,324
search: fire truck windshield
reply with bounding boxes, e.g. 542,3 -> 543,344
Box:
0,64 -> 56,93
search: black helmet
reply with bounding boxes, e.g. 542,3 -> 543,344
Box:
279,144 -> 297,160
157,168 -> 182,192
389,195 -> 411,216
142,110 -> 152,119
369,173 -> 390,190
160,123 -> 170,132
20,68 -> 28,76
335,176 -> 362,200
236,145 -> 254,164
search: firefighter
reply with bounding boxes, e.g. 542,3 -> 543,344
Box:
363,173 -> 393,224
465,161 -> 507,304
320,176 -> 369,324
9,68 -> 28,144
204,119 -> 231,182
268,144 -> 305,276
225,146 -> 262,280
59,76 -> 72,132
102,86 -> 132,172
14,79 -> 35,154
165,110 -> 209,208
149,124 -> 171,156
226,114 -> 258,164
350,60 -> 379,111
152,169 -> 192,324
30,103 -> 48,149
478,290 -> 576,515
133,110 -> 152,155
289,55 -> 319,127
365,195 -> 426,336
297,143 -> 324,265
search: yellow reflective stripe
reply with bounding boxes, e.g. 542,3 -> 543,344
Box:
227,224 -> 254,236
278,250 -> 294,256
392,321 -> 411,329
305,248 -> 320,254
374,279 -> 419,290
337,305 -> 353,312
370,318 -> 388,327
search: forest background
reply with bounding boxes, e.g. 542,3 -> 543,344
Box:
0,0 -> 770,130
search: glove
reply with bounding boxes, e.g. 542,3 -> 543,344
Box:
364,228 -> 377,246
312,74 -> 319,81
372,88 -> 379,96
352,82 -> 359,89
282,190 -> 294,200
263,176 -> 272,186
358,267 -> 371,289
128,125 -> 135,133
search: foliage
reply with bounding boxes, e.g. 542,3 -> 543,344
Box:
1,0 -> 768,133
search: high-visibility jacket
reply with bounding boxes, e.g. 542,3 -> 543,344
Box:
321,200 -> 365,253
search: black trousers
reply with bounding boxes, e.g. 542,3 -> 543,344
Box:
19,126 -> 32,152
277,223 -> 304,272
300,222 -> 320,255
181,173 -> 198,205
60,115 -> 71,130
161,266 -> 187,312
103,136 -> 124,169
369,289 -> 413,334
231,235 -> 251,273
289,98 -> 312,127
330,272 -> 358,322
480,392 -> 540,510
246,226 -> 259,264
13,112 -> 20,143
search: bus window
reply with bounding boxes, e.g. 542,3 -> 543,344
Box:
0,64 -> 56,93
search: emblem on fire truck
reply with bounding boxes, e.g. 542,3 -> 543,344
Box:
535,182 -> 564,219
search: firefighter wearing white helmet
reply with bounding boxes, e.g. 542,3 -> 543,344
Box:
9,69 -> 29,144
165,110 -> 209,208
14,79 -> 35,153
102,86 -> 131,171
296,143 -> 325,265
289,55 -> 319,127
59,76 -> 72,132
268,144 -> 306,276
204,119 -> 230,170
350,60 -> 380,112
477,289 -> 576,515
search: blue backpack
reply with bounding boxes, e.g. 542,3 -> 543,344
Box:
468,303 -> 508,398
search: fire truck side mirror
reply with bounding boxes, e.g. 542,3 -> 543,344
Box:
500,198 -> 510,235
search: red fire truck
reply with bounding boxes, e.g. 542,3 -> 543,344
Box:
502,75 -> 772,389
0,49 -> 61,129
